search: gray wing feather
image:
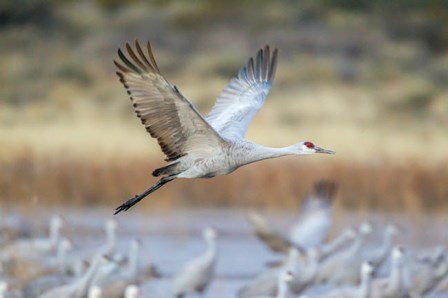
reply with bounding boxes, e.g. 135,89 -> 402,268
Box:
115,40 -> 224,162
247,211 -> 297,254
206,46 -> 278,139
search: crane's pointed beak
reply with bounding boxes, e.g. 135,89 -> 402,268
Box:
315,146 -> 335,154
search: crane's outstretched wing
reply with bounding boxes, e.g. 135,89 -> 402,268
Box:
299,180 -> 337,215
115,40 -> 225,162
289,181 -> 336,249
206,46 -> 278,139
247,211 -> 302,254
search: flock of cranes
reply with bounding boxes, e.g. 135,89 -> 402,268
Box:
0,211 -> 218,298
0,216 -> 144,298
237,182 -> 448,298
1,181 -> 448,297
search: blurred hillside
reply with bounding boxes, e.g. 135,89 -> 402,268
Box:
1,0 -> 448,210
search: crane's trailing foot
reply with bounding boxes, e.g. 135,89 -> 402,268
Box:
114,195 -> 142,214
114,177 -> 174,214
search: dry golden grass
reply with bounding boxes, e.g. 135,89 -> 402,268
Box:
1,81 -> 447,212
1,149 -> 447,213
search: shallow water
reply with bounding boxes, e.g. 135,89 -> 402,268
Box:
4,207 -> 448,297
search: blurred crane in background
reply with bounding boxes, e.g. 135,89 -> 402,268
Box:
171,228 -> 218,298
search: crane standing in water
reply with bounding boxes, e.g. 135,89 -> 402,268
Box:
114,41 -> 335,214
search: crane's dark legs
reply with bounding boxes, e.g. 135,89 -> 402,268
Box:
114,176 -> 175,214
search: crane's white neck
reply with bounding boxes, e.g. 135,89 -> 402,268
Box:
104,224 -> 116,255
376,229 -> 395,263
49,219 -> 61,248
321,229 -> 354,258
346,231 -> 367,257
358,268 -> 372,298
277,281 -> 289,298
286,248 -> 301,275
234,143 -> 307,167
204,235 -> 217,265
277,273 -> 293,298
302,251 -> 319,282
76,256 -> 103,297
389,254 -> 403,293
57,241 -> 70,273
127,241 -> 140,280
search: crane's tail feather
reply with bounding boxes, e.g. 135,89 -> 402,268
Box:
114,176 -> 175,214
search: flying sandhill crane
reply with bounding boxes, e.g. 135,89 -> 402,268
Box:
113,40 -> 335,213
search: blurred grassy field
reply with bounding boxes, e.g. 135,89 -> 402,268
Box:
1,0 -> 448,211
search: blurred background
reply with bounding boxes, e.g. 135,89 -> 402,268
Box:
1,0 -> 448,212
2,0 -> 448,297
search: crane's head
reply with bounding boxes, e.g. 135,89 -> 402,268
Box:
391,246 -> 404,263
88,285 -> 102,298
297,141 -> 335,155
281,270 -> 295,283
125,284 -> 140,298
307,248 -> 321,261
359,221 -> 373,235
203,227 -> 217,240
131,238 -> 143,250
343,228 -> 357,241
60,237 -> 73,252
104,218 -> 118,233
50,215 -> 64,230
385,223 -> 399,237
361,261 -> 374,278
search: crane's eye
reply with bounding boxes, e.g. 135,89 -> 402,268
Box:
304,141 -> 315,149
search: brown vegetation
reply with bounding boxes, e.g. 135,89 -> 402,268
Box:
1,151 -> 447,213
